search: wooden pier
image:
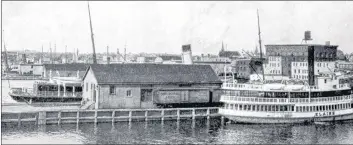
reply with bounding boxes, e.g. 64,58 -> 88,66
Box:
1,107 -> 220,126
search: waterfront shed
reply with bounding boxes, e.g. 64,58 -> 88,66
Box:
82,63 -> 223,109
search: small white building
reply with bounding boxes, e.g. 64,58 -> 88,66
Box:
19,64 -> 44,76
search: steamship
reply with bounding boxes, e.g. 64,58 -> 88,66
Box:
9,77 -> 83,103
219,71 -> 353,124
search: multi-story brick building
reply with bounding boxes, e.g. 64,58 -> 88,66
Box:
265,44 -> 338,85
264,56 -> 282,76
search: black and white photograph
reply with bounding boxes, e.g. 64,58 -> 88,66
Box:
1,1 -> 353,144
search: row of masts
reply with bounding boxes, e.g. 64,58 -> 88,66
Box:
1,2 -> 123,68
3,5 -> 259,68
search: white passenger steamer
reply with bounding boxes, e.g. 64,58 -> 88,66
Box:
219,72 -> 353,124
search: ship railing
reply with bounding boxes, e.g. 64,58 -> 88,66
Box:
37,91 -> 83,98
222,83 -> 263,90
221,95 -> 353,104
220,96 -> 289,104
305,84 -> 350,90
309,95 -> 352,103
10,87 -> 34,96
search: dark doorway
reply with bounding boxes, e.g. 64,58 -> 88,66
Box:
209,91 -> 213,104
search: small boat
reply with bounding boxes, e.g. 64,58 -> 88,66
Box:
9,77 -> 83,103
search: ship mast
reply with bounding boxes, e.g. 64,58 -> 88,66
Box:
50,42 -> 53,64
65,45 -> 67,64
257,9 -> 265,81
124,41 -> 127,62
2,30 -> 9,72
88,2 -> 97,64
41,45 -> 43,64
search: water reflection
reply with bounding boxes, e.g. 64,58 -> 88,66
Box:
2,119 -> 353,144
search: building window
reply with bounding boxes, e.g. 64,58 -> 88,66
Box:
109,85 -> 115,95
127,90 -> 132,97
86,83 -> 88,92
324,79 -> 327,83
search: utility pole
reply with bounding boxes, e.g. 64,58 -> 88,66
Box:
88,2 -> 97,64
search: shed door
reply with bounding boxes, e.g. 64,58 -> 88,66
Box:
209,91 -> 213,103
180,91 -> 189,102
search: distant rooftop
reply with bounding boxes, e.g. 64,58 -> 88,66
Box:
43,63 -> 89,71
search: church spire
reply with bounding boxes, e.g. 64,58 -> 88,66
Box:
255,45 -> 259,55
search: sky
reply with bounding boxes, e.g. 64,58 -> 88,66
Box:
2,1 -> 353,55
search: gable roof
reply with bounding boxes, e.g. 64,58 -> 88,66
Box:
43,63 -> 89,71
84,63 -> 222,85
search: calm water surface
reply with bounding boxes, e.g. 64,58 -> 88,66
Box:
2,119 -> 353,144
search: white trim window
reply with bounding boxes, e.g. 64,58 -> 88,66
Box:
126,90 -> 132,97
109,85 -> 115,95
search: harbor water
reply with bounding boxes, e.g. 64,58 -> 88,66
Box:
2,80 -> 353,144
2,119 -> 353,144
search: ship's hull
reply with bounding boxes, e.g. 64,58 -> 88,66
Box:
223,112 -> 353,124
10,94 -> 82,103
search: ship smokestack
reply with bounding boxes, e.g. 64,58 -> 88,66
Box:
182,44 -> 193,64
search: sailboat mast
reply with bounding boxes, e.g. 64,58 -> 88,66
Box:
50,42 -> 53,64
257,9 -> 265,81
88,2 -> 97,64
65,45 -> 67,63
2,30 -> 9,72
124,41 -> 127,62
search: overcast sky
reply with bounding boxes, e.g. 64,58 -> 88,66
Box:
2,1 -> 353,54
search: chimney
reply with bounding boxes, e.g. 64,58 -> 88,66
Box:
325,41 -> 330,46
182,44 -> 193,64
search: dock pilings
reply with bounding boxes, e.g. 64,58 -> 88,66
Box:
2,107 -> 220,126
